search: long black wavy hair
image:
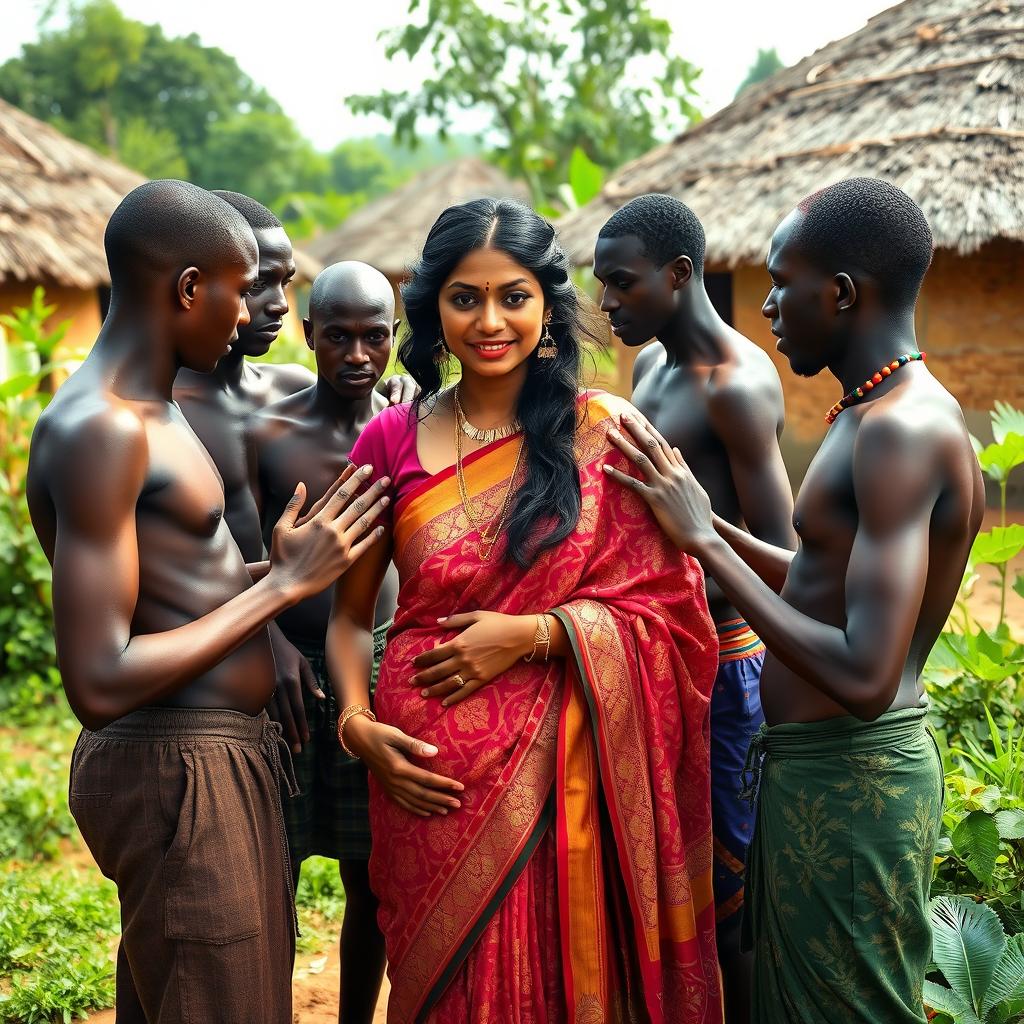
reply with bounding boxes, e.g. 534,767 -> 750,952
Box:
399,197 -> 594,568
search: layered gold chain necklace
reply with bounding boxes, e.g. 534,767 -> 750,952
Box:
453,386 -> 524,560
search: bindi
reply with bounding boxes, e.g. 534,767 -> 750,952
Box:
484,281 -> 490,293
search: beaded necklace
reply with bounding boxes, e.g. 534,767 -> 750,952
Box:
825,352 -> 926,425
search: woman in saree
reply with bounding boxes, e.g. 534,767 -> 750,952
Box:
326,198 -> 722,1023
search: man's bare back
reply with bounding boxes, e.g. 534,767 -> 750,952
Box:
763,368 -> 983,723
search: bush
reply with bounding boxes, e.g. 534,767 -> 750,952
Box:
0,290 -> 71,724
925,403 -> 1024,938
0,753 -> 75,862
0,866 -> 118,1023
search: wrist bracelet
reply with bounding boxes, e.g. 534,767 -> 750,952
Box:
338,703 -> 377,758
524,614 -> 552,664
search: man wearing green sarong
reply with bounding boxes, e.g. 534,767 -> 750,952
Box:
604,178 -> 984,1022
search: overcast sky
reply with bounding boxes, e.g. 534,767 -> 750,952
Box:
3,0 -> 893,150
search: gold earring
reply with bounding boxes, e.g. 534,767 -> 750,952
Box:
538,323 -> 557,360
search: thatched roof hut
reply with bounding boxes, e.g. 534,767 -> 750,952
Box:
307,157 -> 529,280
0,97 -> 144,290
557,0 -> 1024,470
557,0 -> 1024,265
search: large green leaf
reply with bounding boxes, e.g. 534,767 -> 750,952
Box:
953,811 -> 1001,884
971,526 -> 1024,567
976,436 -> 1024,483
983,935 -> 1024,1015
942,632 -> 1024,683
991,402 -> 1024,445
994,809 -> 1024,840
931,895 -> 1006,1013
923,979 -> 983,1023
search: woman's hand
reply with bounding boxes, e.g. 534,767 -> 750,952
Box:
603,413 -> 717,554
412,611 -> 537,706
344,715 -> 464,818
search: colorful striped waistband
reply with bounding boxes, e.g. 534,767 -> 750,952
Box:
716,618 -> 765,663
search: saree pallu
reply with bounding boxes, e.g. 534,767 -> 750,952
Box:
369,393 -> 721,1023
741,707 -> 943,1024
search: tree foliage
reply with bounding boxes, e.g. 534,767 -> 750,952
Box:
735,47 -> 785,96
348,0 -> 701,203
0,1 -> 324,206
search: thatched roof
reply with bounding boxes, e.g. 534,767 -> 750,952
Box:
558,0 -> 1024,267
307,157 -> 529,278
0,97 -> 144,289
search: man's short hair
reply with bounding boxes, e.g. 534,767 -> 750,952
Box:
795,177 -> 934,302
598,193 -> 706,273
104,180 -> 255,287
212,190 -> 283,231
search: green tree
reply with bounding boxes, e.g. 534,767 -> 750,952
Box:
735,47 -> 785,96
329,139 -> 397,197
348,0 -> 701,204
192,110 -> 328,207
0,0 -> 314,201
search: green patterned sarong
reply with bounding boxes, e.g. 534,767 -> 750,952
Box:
741,707 -> 942,1023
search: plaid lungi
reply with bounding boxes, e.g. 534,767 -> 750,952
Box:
282,621 -> 389,863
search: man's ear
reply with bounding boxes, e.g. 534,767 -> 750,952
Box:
302,318 -> 314,350
177,267 -> 200,309
834,272 -> 857,313
668,255 -> 693,290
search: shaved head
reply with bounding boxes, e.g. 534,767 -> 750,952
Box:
309,261 -> 395,321
104,179 -> 257,290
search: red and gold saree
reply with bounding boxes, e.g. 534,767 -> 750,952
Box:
359,391 -> 721,1023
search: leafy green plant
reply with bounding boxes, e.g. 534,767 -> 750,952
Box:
0,754 -> 75,862
925,895 -> 1024,1023
0,289 -> 72,723
0,866 -> 118,1022
296,855 -> 346,920
926,403 -> 1024,752
931,707 -> 1024,936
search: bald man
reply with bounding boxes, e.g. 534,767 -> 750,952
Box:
246,261 -> 399,1024
26,183 -> 389,1023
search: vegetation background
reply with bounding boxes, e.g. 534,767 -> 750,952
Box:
0,1 -> 1021,1021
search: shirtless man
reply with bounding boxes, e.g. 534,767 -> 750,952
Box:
594,193 -> 795,1021
26,180 -> 390,1024
605,178 -> 984,1024
173,192 -> 414,754
247,262 -> 399,1024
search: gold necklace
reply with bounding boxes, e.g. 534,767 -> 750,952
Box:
454,386 -> 521,444
454,407 -> 525,560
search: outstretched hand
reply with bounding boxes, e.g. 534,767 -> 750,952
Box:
603,413 -> 716,553
268,464 -> 391,603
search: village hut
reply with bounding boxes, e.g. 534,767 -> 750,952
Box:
307,157 -> 529,284
0,97 -> 320,353
557,0 -> 1024,477
0,97 -> 144,351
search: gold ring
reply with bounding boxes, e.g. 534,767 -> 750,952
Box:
453,674 -> 467,689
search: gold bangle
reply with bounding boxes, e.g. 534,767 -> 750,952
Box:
338,703 -> 377,758
538,613 -> 551,663
524,615 -> 543,663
